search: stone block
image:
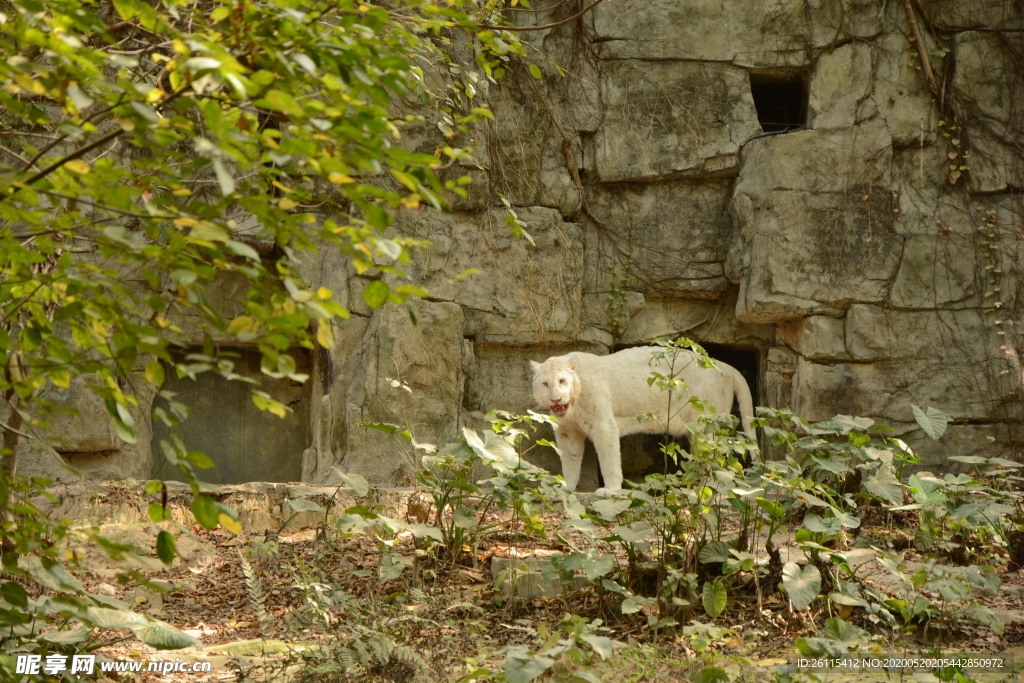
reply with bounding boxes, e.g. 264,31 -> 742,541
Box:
793,353 -> 1021,424
487,79 -> 577,213
619,294 -> 775,348
809,43 -> 876,130
340,300 -> 465,484
930,2 -> 1024,31
890,234 -> 976,308
591,0 -> 879,66
953,32 -> 1024,193
587,180 -> 734,296
731,188 -> 902,322
394,207 -> 585,344
763,346 -> 798,410
595,61 -> 760,182
874,33 -> 935,146
845,305 -> 890,360
735,121 -> 892,195
778,316 -> 848,360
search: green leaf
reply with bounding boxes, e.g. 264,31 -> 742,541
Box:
288,497 -> 325,514
912,404 -> 948,440
505,646 -> 554,683
462,428 -> 520,471
136,618 -> 202,650
528,63 -> 543,79
362,280 -> 390,308
579,552 -> 616,581
0,581 -> 27,608
212,159 -> 235,196
699,541 -> 732,564
701,579 -> 727,618
192,494 -> 219,530
756,497 -> 785,521
782,562 -> 821,611
613,522 -> 655,544
691,667 -> 729,683
226,240 -> 260,261
148,503 -> 171,522
156,530 -> 177,565
254,89 -> 304,118
331,468 -> 370,496
579,634 -> 615,661
17,556 -> 84,594
863,467 -> 903,505
591,496 -> 631,519
379,552 -> 408,582
453,506 -> 477,529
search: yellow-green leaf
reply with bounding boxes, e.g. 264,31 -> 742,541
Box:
219,512 -> 241,534
64,160 -> 90,174
145,361 -> 165,387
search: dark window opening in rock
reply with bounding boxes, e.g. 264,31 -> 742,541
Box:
749,73 -> 806,132
150,347 -> 311,484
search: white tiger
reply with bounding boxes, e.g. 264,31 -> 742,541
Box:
531,346 -> 756,495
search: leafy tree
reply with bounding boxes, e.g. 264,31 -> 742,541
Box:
0,0 -> 535,661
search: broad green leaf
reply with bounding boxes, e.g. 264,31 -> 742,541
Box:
580,552 -> 616,581
591,496 -> 631,519
912,404 -> 948,440
331,468 -> 371,496
362,280 -> 390,308
579,634 -> 615,661
698,541 -> 732,564
453,506 -> 477,529
691,667 -> 729,683
192,494 -> 219,530
288,497 -> 325,514
254,89 -> 304,117
505,646 -> 554,683
528,63 -> 543,79
0,581 -> 27,608
17,556 -> 84,594
379,552 -> 408,582
462,428 -> 520,470
701,579 -> 727,618
782,562 -> 821,611
864,467 -> 903,505
156,530 -> 177,565
613,522 -> 655,544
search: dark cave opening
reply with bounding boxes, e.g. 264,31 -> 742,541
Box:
749,72 -> 807,132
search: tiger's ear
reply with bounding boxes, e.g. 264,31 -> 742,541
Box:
567,356 -> 578,370
530,360 -> 542,372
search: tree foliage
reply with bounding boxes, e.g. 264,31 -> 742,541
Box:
0,0 -> 531,661
0,0 -> 526,482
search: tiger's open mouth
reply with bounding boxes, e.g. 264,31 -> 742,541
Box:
550,403 -> 570,416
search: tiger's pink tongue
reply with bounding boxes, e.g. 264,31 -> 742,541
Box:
551,404 -> 568,416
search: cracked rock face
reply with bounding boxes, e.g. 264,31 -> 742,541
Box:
594,61 -> 761,182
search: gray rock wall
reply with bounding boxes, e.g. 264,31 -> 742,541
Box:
22,0 -> 1024,486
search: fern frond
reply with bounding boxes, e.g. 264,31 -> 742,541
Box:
238,549 -> 269,630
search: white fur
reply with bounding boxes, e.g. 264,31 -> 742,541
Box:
530,346 -> 757,495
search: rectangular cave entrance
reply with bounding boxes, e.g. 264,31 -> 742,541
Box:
150,347 -> 311,485
610,342 -> 761,483
749,71 -> 807,133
